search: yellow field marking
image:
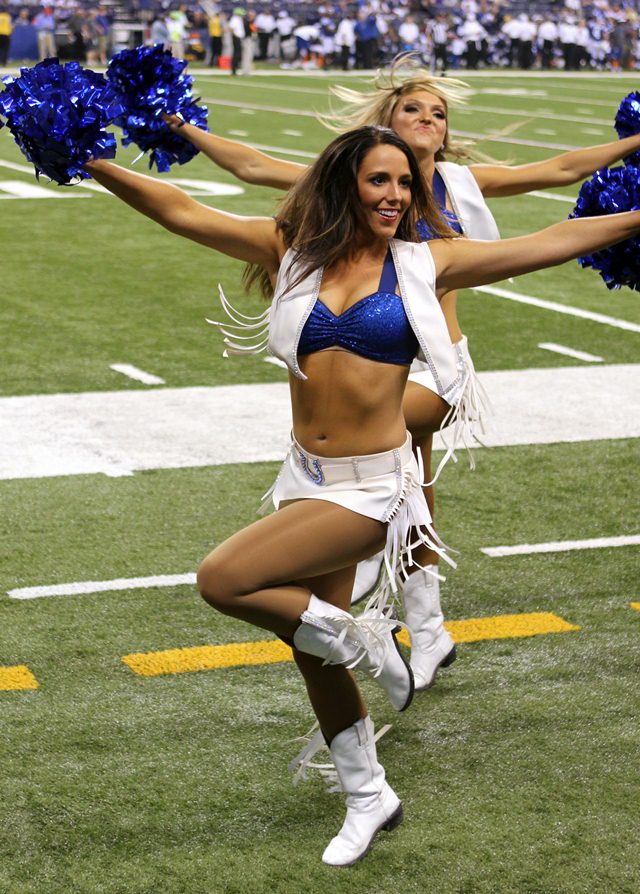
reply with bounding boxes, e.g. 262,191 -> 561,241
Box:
123,612 -> 580,678
398,611 -> 580,647
123,639 -> 293,677
0,665 -> 39,691
630,602 -> 640,612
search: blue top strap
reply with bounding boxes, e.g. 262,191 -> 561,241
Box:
377,249 -> 398,293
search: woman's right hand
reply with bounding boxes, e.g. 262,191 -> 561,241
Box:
162,113 -> 187,131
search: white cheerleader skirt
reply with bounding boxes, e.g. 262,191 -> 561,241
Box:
262,432 -> 456,611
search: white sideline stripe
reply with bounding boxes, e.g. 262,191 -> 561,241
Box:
469,103 -> 610,126
482,535 -> 640,558
538,343 -> 603,362
8,573 -> 197,600
473,285 -> 640,334
110,364 -> 166,385
228,130 -> 248,137
1,366 -> 638,480
526,190 -> 575,204
0,180 -> 88,199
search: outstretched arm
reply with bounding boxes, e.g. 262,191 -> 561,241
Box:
164,116 -> 307,189
470,133 -> 640,197
430,211 -> 640,293
84,159 -> 282,275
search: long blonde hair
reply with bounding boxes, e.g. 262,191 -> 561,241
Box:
321,56 -> 494,164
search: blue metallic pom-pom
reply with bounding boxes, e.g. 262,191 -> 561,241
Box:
106,44 -> 209,173
0,59 -> 125,184
569,165 -> 640,291
614,92 -> 640,166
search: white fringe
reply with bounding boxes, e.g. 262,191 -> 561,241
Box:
427,360 -> 493,487
206,284 -> 270,357
288,721 -> 392,791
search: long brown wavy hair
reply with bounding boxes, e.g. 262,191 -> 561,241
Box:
245,125 -> 454,299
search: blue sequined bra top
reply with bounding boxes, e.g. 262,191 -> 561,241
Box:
298,250 -> 419,365
416,169 -> 464,240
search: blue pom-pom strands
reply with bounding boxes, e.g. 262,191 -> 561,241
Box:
0,59 -> 124,184
106,44 -> 209,173
615,92 -> 640,167
569,165 -> 640,292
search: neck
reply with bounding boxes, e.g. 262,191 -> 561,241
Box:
419,154 -> 437,185
349,235 -> 392,264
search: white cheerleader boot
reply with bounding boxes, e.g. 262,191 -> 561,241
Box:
293,595 -> 414,712
322,715 -> 403,867
350,550 -> 384,605
402,567 -> 456,691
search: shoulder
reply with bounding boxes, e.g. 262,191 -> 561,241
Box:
437,161 -> 477,187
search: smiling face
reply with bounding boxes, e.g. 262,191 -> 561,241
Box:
389,89 -> 448,162
356,143 -> 413,241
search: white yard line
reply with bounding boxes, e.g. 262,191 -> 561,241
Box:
8,573 -> 197,600
10,533 -> 639,599
482,534 -> 640,558
538,343 -> 603,362
227,91 -> 610,125
473,285 -> 640,333
525,190 -> 575,203
1,365 -> 639,481
0,180 -> 89,199
9,537 -> 639,600
110,364 -> 166,385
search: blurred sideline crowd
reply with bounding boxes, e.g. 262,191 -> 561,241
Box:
1,0 -> 639,72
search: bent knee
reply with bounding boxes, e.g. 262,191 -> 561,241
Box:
196,555 -> 242,610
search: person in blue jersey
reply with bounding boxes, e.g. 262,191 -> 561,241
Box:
83,126 -> 640,867
164,61 -> 640,694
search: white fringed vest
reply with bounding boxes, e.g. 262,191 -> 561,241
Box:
435,162 -> 500,240
263,238 -> 464,403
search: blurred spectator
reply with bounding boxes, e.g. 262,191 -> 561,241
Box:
459,13 -> 487,69
397,13 -> 419,53
276,9 -> 296,62
517,14 -> 536,69
150,12 -> 169,46
207,8 -> 222,66
33,4 -> 56,60
500,13 -> 521,68
574,17 -> 590,69
429,12 -> 449,74
537,15 -> 558,69
167,6 -> 188,59
229,6 -> 252,75
254,7 -> 275,60
335,10 -> 355,70
0,5 -> 11,65
84,8 -> 100,64
354,9 -> 378,69
94,5 -> 111,64
558,14 -> 578,70
66,7 -> 86,61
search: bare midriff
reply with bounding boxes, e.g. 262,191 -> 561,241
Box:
291,348 -> 409,458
